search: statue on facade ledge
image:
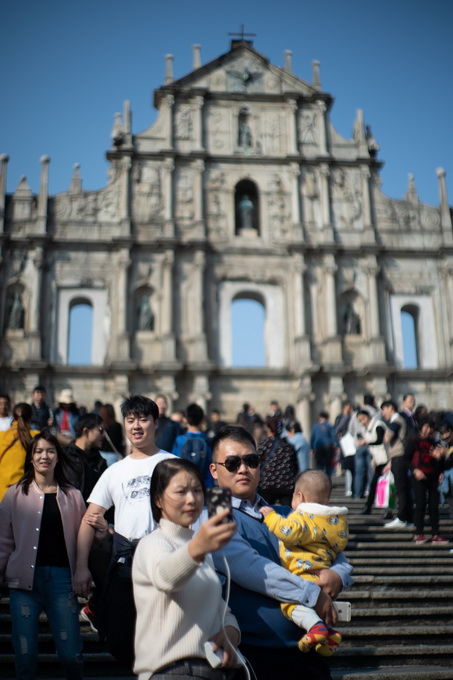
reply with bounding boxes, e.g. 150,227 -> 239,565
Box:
238,195 -> 255,230
343,302 -> 361,335
6,290 -> 25,330
136,295 -> 154,332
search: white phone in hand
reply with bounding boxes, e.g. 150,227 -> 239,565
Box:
334,601 -> 351,622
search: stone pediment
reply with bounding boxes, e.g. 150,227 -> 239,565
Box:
155,43 -> 318,102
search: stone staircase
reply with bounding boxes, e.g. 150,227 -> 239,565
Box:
1,476 -> 453,679
330,478 -> 453,680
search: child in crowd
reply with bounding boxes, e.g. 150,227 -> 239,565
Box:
259,469 -> 349,656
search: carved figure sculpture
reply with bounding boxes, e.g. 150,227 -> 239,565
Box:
343,303 -> 361,335
7,290 -> 25,330
238,195 -> 255,230
136,294 -> 154,331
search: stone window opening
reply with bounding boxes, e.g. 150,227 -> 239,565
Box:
231,295 -> 265,367
401,305 -> 419,369
67,299 -> 93,365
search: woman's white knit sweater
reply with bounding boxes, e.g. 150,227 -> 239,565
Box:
132,518 -> 239,679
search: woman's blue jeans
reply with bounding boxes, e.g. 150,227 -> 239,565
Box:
9,566 -> 83,680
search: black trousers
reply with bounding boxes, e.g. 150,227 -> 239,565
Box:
99,561 -> 136,670
412,474 -> 440,535
391,455 -> 413,523
238,643 -> 332,680
364,464 -> 385,512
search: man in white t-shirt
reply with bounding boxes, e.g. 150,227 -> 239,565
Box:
74,395 -> 174,669
0,395 -> 13,431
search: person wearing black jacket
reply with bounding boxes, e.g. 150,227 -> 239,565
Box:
404,416 -> 447,544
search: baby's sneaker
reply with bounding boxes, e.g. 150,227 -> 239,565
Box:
315,627 -> 342,657
298,622 -> 328,653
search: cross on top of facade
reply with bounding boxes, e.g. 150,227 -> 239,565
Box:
228,24 -> 256,42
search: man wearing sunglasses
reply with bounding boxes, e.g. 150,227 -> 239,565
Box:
209,425 -> 353,680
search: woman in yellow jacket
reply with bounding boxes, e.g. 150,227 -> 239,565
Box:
0,403 -> 39,500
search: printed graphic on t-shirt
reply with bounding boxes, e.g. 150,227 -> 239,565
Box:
123,475 -> 151,502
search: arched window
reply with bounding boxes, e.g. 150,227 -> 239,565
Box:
68,300 -> 93,365
235,179 -> 259,235
401,306 -> 419,369
231,297 -> 265,367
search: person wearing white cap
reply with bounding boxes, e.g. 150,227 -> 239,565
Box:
54,389 -> 80,441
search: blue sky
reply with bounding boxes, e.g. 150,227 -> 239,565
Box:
2,0 -> 452,206
3,0 -> 451,370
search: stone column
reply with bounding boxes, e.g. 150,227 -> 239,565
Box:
292,255 -> 310,365
120,156 -> 132,235
328,375 -> 344,423
287,99 -> 298,154
192,159 -> 205,223
161,249 -> 176,361
442,260 -> 453,354
193,96 -> 205,151
165,94 -> 175,149
319,163 -> 332,231
316,100 -> 328,156
324,255 -> 338,337
27,246 -> 44,360
37,155 -> 50,234
365,256 -> 386,363
0,154 -> 9,233
189,251 -> 208,362
163,158 -> 175,237
296,376 -> 314,437
115,249 -> 131,361
289,162 -> 301,225
360,165 -> 372,229
323,254 -> 342,364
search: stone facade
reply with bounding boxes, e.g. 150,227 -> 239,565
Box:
1,40 -> 452,430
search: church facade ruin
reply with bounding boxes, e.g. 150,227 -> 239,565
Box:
1,39 -> 452,428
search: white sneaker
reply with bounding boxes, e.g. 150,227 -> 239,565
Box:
345,490 -> 353,497
384,518 -> 407,529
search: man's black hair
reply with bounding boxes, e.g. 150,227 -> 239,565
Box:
33,385 -> 46,393
211,425 -> 256,460
186,403 -> 204,427
75,413 -> 103,439
0,394 -> 11,403
381,399 -> 398,411
121,395 -> 159,421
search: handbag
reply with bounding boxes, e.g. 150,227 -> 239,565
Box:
375,471 -> 396,509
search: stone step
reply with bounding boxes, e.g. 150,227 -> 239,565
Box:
331,666 -> 453,680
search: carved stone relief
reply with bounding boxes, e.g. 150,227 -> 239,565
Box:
175,169 -> 194,219
175,106 -> 193,140
207,171 -> 227,237
267,175 -> 291,238
331,168 -> 362,229
132,163 -> 163,221
299,110 -> 318,145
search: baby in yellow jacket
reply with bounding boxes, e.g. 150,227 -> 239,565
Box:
260,469 -> 348,656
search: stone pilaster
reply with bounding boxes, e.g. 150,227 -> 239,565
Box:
188,250 -> 208,362
163,158 -> 175,237
360,165 -> 374,238
161,249 -> 176,361
189,374 -> 212,411
193,96 -> 205,151
437,168 -> 453,245
27,247 -> 44,360
327,375 -> 345,422
289,162 -> 301,226
296,375 -> 314,436
120,156 -> 132,235
192,159 -> 205,224
322,254 -> 342,364
292,255 -> 311,365
319,164 -> 334,241
115,249 -> 131,361
365,257 -> 386,363
287,99 -> 298,154
316,100 -> 328,156
165,94 -> 175,149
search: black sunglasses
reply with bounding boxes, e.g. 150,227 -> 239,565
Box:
216,454 -> 261,473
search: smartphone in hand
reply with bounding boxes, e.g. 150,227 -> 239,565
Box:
206,487 -> 233,523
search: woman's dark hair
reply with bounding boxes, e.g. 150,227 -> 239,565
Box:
100,403 -> 117,428
150,458 -> 205,523
265,416 -> 283,436
19,430 -> 72,495
288,419 -> 302,433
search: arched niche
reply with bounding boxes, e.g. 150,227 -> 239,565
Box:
339,290 -> 363,336
234,179 -> 259,235
218,280 -> 285,368
134,286 -> 155,333
68,299 -> 93,365
231,295 -> 265,367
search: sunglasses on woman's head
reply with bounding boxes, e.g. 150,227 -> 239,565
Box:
215,454 -> 261,472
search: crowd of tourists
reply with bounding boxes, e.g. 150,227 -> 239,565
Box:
0,387 -> 451,680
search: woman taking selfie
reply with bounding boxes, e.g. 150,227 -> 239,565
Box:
132,458 -> 240,680
0,431 -> 86,679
